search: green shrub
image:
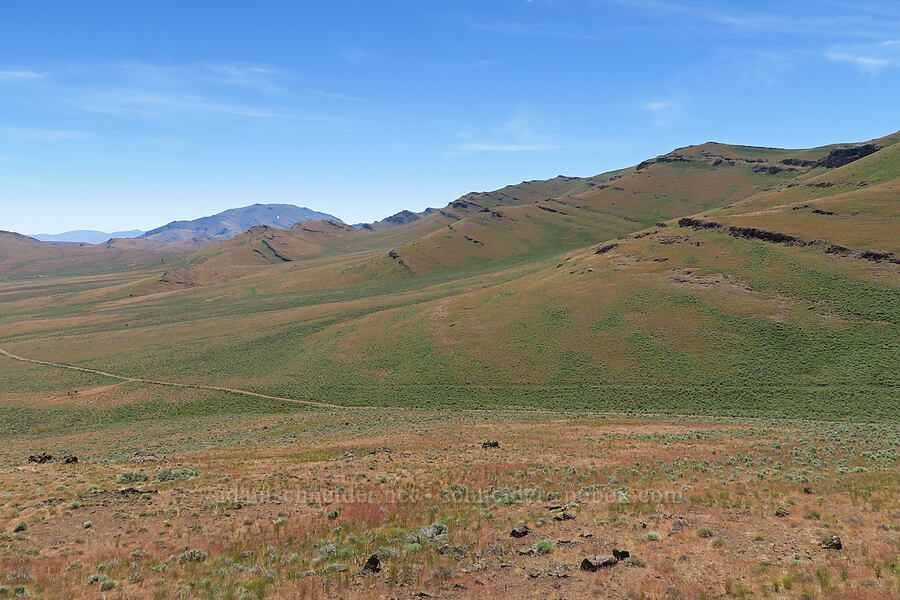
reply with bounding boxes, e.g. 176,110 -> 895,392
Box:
532,539 -> 555,554
178,549 -> 208,563
12,522 -> 26,533
118,471 -> 149,484
644,531 -> 661,541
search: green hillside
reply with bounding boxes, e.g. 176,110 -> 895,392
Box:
1,133 -> 897,426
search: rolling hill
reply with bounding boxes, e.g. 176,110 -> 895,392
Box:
0,132 -> 897,420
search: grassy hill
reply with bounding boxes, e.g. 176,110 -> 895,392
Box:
0,133 -> 897,423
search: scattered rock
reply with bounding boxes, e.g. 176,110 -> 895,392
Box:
481,440 -> 500,449
580,555 -> 618,571
803,487 -> 814,494
526,568 -> 542,578
670,518 -> 687,534
510,526 -> 532,539
61,455 -> 78,464
359,554 -> 381,574
553,510 -> 575,522
131,450 -> 164,463
775,507 -> 790,517
612,549 -> 630,560
821,535 -> 842,550
595,242 -> 618,255
28,453 -> 53,464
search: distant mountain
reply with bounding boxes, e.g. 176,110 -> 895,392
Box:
356,207 -> 439,231
32,229 -> 144,244
140,204 -> 340,243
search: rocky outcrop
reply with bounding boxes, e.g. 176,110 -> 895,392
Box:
817,144 -> 881,168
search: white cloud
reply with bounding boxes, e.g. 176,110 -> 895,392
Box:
0,69 -> 44,81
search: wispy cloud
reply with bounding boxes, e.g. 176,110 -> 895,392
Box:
453,142 -> 559,153
309,89 -> 368,102
450,108 -> 561,155
826,51 -> 891,72
73,90 -> 302,119
642,99 -> 681,127
0,69 -> 44,81
0,126 -> 89,141
341,48 -> 371,65
826,40 -> 899,73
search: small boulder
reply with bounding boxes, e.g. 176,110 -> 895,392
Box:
580,555 -> 618,571
61,455 -> 78,464
359,554 -> 381,574
553,510 -> 574,522
775,507 -> 790,518
510,526 -> 532,539
481,440 -> 500,449
612,549 -> 630,560
28,452 -> 53,464
821,535 -> 842,550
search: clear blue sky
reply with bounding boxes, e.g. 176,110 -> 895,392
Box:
1,1 -> 898,234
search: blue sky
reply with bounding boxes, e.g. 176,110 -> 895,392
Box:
1,0 -> 899,234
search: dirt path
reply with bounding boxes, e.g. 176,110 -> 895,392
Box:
0,347 -> 346,410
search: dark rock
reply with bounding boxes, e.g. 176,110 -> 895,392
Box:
359,554 -> 381,574
61,455 -> 78,464
803,487 -> 814,494
812,208 -> 836,215
753,164 -> 790,175
580,555 -> 618,571
859,250 -> 896,263
28,453 -> 53,464
818,144 -> 881,168
824,244 -> 851,255
481,440 -> 500,449
821,535 -> 842,550
678,217 -> 722,230
118,487 -> 157,496
553,510 -> 575,522
775,507 -> 790,517
595,242 -> 618,255
612,549 -> 630,560
728,226 -> 806,246
510,526 -> 532,539
780,158 -> 817,167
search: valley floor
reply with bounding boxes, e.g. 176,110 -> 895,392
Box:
1,398 -> 897,600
